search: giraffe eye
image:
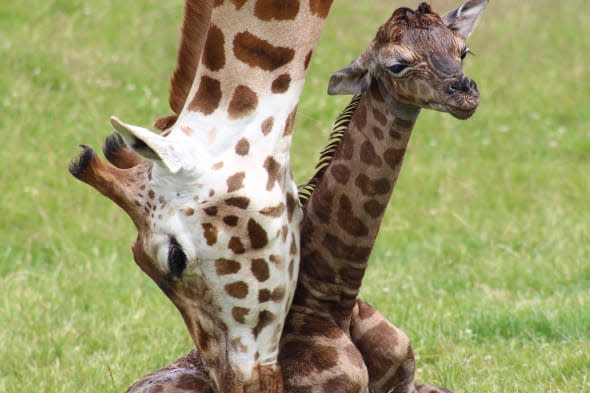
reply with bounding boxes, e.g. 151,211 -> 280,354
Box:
168,238 -> 187,276
387,63 -> 410,75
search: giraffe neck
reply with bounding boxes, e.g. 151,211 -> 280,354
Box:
292,81 -> 420,329
171,0 -> 331,160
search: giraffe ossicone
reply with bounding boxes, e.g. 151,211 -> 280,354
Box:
123,1 -> 489,392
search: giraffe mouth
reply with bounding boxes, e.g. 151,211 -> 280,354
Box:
447,104 -> 478,120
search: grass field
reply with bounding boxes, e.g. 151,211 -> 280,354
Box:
1,0 -> 589,392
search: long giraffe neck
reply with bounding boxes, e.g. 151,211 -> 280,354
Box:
292,81 -> 420,329
169,0 -> 332,161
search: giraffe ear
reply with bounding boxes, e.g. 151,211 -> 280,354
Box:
442,0 -> 489,40
327,58 -> 370,96
110,116 -> 184,174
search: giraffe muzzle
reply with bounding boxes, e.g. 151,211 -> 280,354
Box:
444,75 -> 480,119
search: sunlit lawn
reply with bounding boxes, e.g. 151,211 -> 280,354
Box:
1,1 -> 589,392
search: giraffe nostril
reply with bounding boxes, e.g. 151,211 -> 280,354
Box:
448,77 -> 477,94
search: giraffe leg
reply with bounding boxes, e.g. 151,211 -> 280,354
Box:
351,299 -> 454,393
125,349 -> 213,393
279,311 -> 370,393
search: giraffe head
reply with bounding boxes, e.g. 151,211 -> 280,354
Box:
328,0 -> 488,120
70,123 -> 215,306
71,123 -> 272,385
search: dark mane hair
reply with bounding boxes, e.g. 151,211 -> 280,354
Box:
298,95 -> 362,205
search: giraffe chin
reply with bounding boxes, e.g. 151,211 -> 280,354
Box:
447,105 -> 478,120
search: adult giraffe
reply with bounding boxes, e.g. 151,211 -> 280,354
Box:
70,1 -> 334,392
121,1 -> 489,392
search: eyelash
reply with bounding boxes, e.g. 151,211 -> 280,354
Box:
461,48 -> 472,60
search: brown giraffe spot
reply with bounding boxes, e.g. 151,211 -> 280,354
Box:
356,299 -> 377,320
212,161 -> 224,170
175,373 -> 201,390
258,289 -> 271,302
389,130 -> 403,140
393,117 -> 415,130
323,375 -> 360,392
339,265 -> 365,287
189,76 -> 222,115
283,107 -> 297,136
260,202 -> 285,217
227,171 -> 246,192
195,320 -> 210,352
288,258 -> 295,278
261,116 -> 274,135
228,85 -> 258,119
225,196 -> 250,209
355,174 -> 392,196
251,258 -> 270,282
147,190 -> 155,199
181,126 -> 193,136
202,223 -> 218,245
248,219 -> 269,249
232,307 -> 249,323
300,250 -> 334,282
209,189 -> 215,197
304,50 -> 313,70
311,188 -> 333,222
364,199 -> 386,218
271,73 -> 291,94
372,126 -> 385,140
289,233 -> 298,255
230,0 -> 247,9
182,207 -> 195,216
338,195 -> 369,236
309,0 -> 332,18
228,237 -> 246,254
279,225 -> 289,242
279,340 -> 338,373
372,108 -> 387,126
233,31 -> 295,71
286,192 -> 297,221
223,215 -> 239,226
360,322 -> 402,381
360,140 -> 383,167
253,310 -> 276,338
215,258 -> 241,275
204,206 -> 218,216
335,134 -> 354,160
353,101 -> 368,129
254,0 -> 300,20
383,147 -> 406,170
323,233 -> 371,261
231,337 -> 249,353
225,281 -> 248,299
331,164 -> 351,184
235,137 -> 250,156
263,156 -> 282,191
269,254 -> 284,268
271,286 -> 285,302
203,24 -> 225,72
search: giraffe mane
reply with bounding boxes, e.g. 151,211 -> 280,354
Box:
297,94 -> 362,205
153,0 -> 214,131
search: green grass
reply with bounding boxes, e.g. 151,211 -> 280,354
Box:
1,0 -> 589,392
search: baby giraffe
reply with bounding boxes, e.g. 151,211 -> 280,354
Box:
123,1 -> 489,392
